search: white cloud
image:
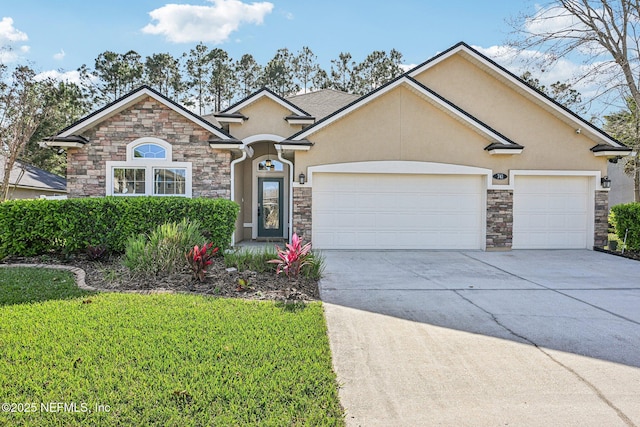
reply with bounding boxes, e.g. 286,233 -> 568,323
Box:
0,17 -> 30,63
53,49 -> 65,61
399,63 -> 417,72
474,44 -> 581,87
524,4 -> 579,34
35,69 -> 82,85
0,17 -> 28,43
142,0 -> 274,43
0,49 -> 19,63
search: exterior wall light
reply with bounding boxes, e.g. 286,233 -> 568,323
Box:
299,173 -> 306,185
601,176 -> 611,188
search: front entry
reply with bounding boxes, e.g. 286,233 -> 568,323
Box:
258,177 -> 284,238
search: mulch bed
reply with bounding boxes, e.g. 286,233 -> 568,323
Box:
2,254 -> 319,301
595,247 -> 640,262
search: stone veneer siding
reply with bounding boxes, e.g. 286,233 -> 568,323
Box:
292,186 -> 312,241
486,189 -> 513,250
67,96 -> 231,198
594,190 -> 609,248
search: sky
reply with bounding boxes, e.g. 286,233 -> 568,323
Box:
0,0 -> 613,115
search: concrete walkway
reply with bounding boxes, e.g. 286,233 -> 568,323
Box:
320,250 -> 640,426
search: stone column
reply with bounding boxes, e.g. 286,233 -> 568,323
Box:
292,186 -> 312,242
594,190 -> 609,248
486,189 -> 513,250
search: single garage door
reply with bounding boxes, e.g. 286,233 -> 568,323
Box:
513,176 -> 591,249
312,173 -> 484,249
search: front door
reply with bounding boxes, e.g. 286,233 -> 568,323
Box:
258,177 -> 284,238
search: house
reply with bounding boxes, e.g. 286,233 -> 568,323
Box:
0,157 -> 67,199
608,161 -> 636,208
42,42 -> 632,250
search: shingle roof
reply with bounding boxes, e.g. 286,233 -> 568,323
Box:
0,158 -> 66,192
286,89 -> 360,119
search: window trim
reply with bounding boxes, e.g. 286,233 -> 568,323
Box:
107,161 -> 192,197
126,137 -> 173,162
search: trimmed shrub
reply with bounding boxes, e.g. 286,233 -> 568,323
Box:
0,196 -> 239,257
610,202 -> 640,251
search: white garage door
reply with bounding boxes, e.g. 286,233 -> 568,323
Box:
513,176 -> 591,249
312,173 -> 484,249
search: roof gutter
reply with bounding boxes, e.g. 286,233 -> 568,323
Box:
230,149 -> 248,245
276,146 -> 294,243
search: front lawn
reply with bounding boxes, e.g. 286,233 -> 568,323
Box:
0,268 -> 344,426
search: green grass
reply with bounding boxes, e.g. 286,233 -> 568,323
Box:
0,269 -> 344,426
0,268 -> 93,306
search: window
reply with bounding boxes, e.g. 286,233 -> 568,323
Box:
257,159 -> 284,172
113,168 -> 146,194
106,138 -> 192,197
134,143 -> 166,159
154,168 -> 186,195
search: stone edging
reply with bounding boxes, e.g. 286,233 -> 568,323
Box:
0,263 -> 98,292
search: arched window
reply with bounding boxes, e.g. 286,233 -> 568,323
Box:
106,138 -> 191,197
133,143 -> 166,159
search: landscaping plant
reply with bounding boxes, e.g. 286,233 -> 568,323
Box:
0,196 -> 239,257
124,219 -> 206,276
268,233 -> 313,279
610,202 -> 640,251
186,242 -> 219,281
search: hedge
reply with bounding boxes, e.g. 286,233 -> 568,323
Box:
610,202 -> 640,251
0,196 -> 239,257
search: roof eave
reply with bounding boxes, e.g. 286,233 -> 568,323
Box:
208,138 -> 244,152
484,142 -> 524,155
276,139 -> 314,151
39,135 -> 89,148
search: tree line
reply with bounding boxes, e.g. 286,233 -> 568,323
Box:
78,44 -> 405,114
0,44 -> 405,186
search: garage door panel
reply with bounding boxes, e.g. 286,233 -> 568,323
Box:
513,176 -> 590,249
312,173 -> 484,250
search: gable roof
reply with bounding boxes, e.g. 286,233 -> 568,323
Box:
407,42 -> 625,149
286,89 -> 360,119
221,87 -> 311,117
0,157 -> 66,192
287,74 -> 521,148
56,85 -> 232,140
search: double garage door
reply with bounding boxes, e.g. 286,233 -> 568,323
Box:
312,172 -> 591,250
313,173 -> 484,250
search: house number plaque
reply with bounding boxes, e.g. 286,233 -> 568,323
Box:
492,173 -> 508,180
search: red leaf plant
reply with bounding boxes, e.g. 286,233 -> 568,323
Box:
268,233 -> 312,279
186,242 -> 219,282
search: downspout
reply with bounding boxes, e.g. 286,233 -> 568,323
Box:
230,149 -> 247,245
277,146 -> 294,243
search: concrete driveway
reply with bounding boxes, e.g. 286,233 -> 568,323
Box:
319,250 -> 640,427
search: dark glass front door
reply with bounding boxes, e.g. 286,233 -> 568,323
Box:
258,177 -> 284,238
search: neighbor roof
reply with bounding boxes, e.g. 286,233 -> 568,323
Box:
0,158 -> 66,192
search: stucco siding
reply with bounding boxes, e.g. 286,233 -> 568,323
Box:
294,86 -> 494,174
228,97 -> 302,140
410,54 -> 607,178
